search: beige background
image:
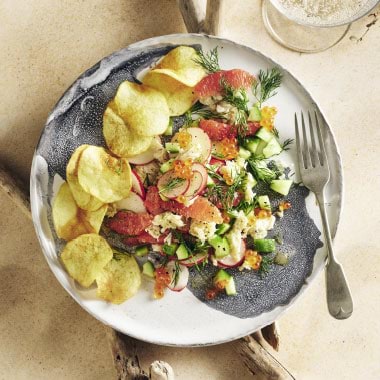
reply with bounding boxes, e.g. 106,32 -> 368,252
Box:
1,0 -> 380,379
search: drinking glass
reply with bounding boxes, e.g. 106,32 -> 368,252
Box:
262,0 -> 380,53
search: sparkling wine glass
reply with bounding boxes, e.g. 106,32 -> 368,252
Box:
262,0 -> 380,53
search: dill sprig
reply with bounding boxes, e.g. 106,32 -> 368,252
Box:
172,261 -> 181,286
252,67 -> 283,106
220,79 -> 249,136
247,158 -> 277,184
184,102 -> 227,127
193,47 -> 220,73
258,255 -> 274,278
158,177 -> 185,194
281,138 -> 294,151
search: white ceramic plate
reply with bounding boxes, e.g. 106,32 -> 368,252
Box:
30,34 -> 343,346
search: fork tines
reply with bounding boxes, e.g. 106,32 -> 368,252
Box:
295,111 -> 328,170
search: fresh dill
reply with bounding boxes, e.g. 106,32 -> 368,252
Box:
247,158 -> 277,183
252,67 -> 283,106
184,102 -> 227,127
158,177 -> 185,194
172,260 -> 181,286
281,138 -> 294,151
193,47 -> 220,73
258,255 -> 274,278
220,79 -> 249,136
235,201 -> 255,215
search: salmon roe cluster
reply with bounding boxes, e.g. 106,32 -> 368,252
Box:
279,201 -> 291,212
154,267 -> 171,299
220,137 -> 238,160
175,129 -> 192,149
173,158 -> 194,179
255,208 -> 272,218
260,106 -> 277,130
222,170 -> 234,185
244,250 -> 262,270
205,279 -> 228,300
176,194 -> 186,204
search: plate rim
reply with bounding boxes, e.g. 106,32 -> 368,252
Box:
30,33 -> 344,346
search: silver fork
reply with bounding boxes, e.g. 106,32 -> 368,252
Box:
295,111 -> 353,319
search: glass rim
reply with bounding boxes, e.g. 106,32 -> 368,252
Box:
267,0 -> 380,28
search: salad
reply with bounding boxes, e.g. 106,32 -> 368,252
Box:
53,46 -> 294,304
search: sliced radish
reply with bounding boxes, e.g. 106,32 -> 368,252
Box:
115,192 -> 147,213
131,170 -> 146,199
180,253 -> 208,267
186,127 -> 212,163
166,261 -> 189,291
183,163 -> 208,199
210,158 -> 225,167
217,240 -> 246,268
127,137 -> 162,165
157,170 -> 190,199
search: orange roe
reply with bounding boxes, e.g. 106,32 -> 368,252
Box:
244,250 -> 262,270
175,129 -> 192,149
154,267 -> 171,299
173,159 -> 194,179
220,137 -> 238,160
279,201 -> 291,212
255,208 -> 272,218
222,171 -> 234,185
222,212 -> 231,223
260,106 -> 277,130
176,194 -> 186,203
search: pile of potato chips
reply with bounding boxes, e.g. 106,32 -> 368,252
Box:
53,46 -> 206,304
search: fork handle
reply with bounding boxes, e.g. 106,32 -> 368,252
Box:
315,191 -> 353,319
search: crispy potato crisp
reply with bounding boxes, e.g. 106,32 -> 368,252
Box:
60,234 -> 113,287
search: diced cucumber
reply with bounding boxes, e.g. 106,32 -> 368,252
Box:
213,269 -> 236,296
257,195 -> 271,210
164,118 -> 174,136
207,175 -> 215,187
270,179 -> 293,196
176,244 -> 189,260
254,238 -> 276,253
238,147 -> 251,159
142,261 -> 155,278
255,139 -> 268,156
135,245 -> 149,256
248,105 -> 262,122
160,159 -> 174,173
274,252 -> 289,266
256,127 -> 273,143
244,137 -> 260,154
263,138 -> 283,158
225,277 -> 237,296
163,243 -> 178,256
208,235 -> 230,259
165,142 -> 180,153
216,223 -> 231,235
214,269 -> 231,285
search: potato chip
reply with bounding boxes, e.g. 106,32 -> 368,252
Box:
151,46 -> 206,87
77,146 -> 132,203
113,81 -> 169,137
60,233 -> 113,287
52,182 -> 108,241
103,101 -> 153,157
96,251 -> 141,304
142,46 -> 206,116
66,145 -> 104,211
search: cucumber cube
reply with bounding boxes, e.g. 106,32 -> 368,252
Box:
255,127 -> 274,143
248,105 -> 262,122
135,245 -> 149,256
257,195 -> 271,210
254,238 -> 276,253
263,138 -> 282,158
225,277 -> 237,296
142,262 -> 155,278
176,244 -> 189,260
208,235 -> 230,259
270,179 -> 293,196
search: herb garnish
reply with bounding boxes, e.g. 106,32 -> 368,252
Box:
281,138 -> 294,151
184,102 -> 227,128
258,255 -> 274,278
247,158 -> 277,183
158,177 -> 185,194
193,47 -> 220,73
252,67 -> 283,106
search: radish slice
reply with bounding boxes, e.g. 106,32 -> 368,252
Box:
217,240 -> 246,268
180,253 -> 208,267
115,192 -> 147,213
183,163 -> 208,199
157,170 -> 189,199
166,261 -> 189,291
209,158 -> 225,173
131,170 -> 146,199
186,127 -> 212,163
127,137 -> 162,165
